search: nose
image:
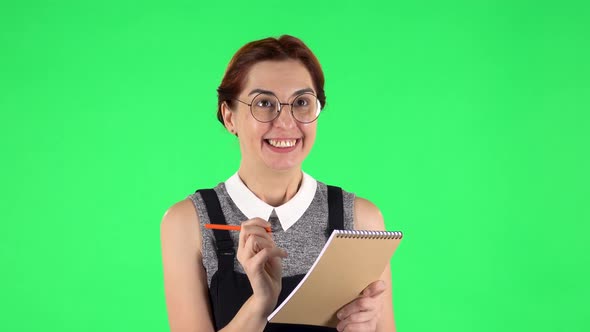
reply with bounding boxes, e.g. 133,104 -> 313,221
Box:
273,103 -> 297,128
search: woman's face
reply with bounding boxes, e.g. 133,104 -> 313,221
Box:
223,60 -> 318,172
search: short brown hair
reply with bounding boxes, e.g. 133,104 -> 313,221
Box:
216,35 -> 326,126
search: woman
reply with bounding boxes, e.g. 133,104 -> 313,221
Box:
160,35 -> 395,332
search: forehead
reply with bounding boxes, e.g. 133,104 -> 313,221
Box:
242,60 -> 314,97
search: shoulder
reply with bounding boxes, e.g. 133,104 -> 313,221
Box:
160,198 -> 202,254
161,198 -> 200,229
353,196 -> 386,231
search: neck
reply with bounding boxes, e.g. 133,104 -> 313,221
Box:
238,162 -> 303,207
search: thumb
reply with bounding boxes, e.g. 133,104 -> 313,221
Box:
362,280 -> 386,297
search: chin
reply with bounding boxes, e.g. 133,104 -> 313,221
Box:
263,159 -> 303,172
259,142 -> 311,172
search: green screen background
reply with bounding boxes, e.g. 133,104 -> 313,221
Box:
1,1 -> 588,331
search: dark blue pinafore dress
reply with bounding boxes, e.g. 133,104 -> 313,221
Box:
196,186 -> 344,331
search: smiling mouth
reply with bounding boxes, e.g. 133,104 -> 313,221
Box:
265,139 -> 299,148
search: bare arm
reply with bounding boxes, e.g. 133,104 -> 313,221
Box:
160,199 -> 215,332
160,199 -> 283,332
352,197 -> 396,332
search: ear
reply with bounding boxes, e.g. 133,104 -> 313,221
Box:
221,101 -> 238,135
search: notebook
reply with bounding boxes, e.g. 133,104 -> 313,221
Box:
267,229 -> 403,327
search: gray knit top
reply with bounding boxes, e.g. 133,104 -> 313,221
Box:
188,180 -> 356,286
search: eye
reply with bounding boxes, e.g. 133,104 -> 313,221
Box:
256,99 -> 275,108
293,95 -> 313,108
296,98 -> 309,106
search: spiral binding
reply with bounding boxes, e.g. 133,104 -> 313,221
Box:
334,229 -> 403,239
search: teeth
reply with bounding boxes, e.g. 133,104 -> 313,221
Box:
268,139 -> 297,148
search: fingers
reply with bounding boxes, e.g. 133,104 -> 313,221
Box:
336,296 -> 381,331
245,235 -> 275,255
242,238 -> 287,267
238,218 -> 273,249
249,247 -> 288,267
337,296 -> 378,321
237,218 -> 287,275
336,280 -> 386,331
241,217 -> 272,230
238,218 -> 274,259
244,247 -> 288,280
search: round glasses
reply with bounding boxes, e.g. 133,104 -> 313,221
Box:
234,92 -> 322,123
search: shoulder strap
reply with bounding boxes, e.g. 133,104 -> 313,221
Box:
195,189 -> 235,256
326,185 -> 344,238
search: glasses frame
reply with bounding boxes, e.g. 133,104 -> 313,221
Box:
233,92 -> 322,124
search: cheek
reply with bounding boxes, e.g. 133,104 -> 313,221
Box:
302,124 -> 317,145
239,120 -> 270,146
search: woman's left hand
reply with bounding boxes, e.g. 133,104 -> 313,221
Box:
335,280 -> 387,332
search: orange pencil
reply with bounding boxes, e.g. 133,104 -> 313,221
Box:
205,224 -> 272,233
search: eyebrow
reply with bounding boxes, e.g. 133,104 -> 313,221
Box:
247,88 -> 315,96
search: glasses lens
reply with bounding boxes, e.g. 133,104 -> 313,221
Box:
292,93 -> 320,123
251,94 -> 279,122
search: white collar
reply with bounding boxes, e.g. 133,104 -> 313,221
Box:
224,171 -> 317,231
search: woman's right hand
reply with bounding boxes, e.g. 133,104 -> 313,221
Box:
236,218 -> 288,316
